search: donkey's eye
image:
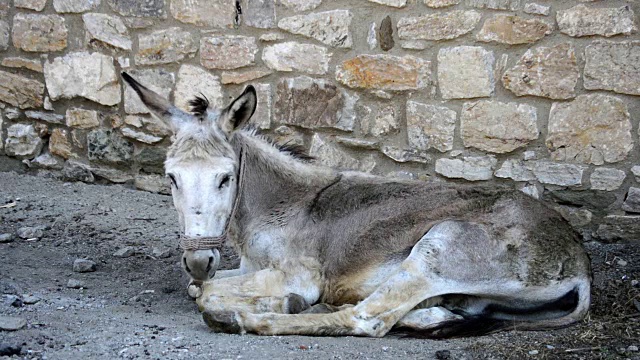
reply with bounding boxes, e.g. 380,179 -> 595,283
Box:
167,174 -> 178,189
218,174 -> 231,189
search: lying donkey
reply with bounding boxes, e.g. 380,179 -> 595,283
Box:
123,73 -> 591,338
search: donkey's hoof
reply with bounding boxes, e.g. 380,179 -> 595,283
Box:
203,310 -> 242,334
284,293 -> 310,314
187,284 -> 203,299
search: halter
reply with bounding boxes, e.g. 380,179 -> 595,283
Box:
178,147 -> 245,251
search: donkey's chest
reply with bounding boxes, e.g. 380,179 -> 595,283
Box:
240,229 -> 289,270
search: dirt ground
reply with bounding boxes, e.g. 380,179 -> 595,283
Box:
0,171 -> 638,360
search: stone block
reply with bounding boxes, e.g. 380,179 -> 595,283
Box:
590,168 -> 626,191
477,15 -> 552,45
136,27 -> 198,65
278,10 -> 353,48
0,70 -> 44,109
83,13 -> 131,50
438,46 -> 494,99
435,156 -> 497,181
263,42 -> 331,75
584,41 -> 640,96
406,101 -> 455,152
502,43 -> 578,100
12,13 -> 68,52
171,0 -> 235,27
397,11 -> 480,41
557,5 -> 635,37
547,94 -> 632,165
336,54 -> 431,91
200,35 -> 258,70
4,124 -> 43,159
461,100 -> 538,153
123,69 -> 174,114
45,52 -> 120,106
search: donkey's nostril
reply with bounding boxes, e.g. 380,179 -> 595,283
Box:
195,211 -> 202,215
206,256 -> 214,273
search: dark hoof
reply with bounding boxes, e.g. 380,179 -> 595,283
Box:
284,293 -> 310,314
202,310 -> 242,334
301,303 -> 337,314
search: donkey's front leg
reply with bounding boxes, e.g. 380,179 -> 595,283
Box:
196,267 -> 322,331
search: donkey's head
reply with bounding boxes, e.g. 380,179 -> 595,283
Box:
122,72 -> 257,285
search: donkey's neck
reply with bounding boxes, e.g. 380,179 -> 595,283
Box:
230,131 -> 338,238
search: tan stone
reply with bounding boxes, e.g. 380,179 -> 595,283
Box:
66,108 -> 99,129
336,54 -> 431,91
276,0 -> 321,12
547,94 -> 633,165
557,5 -> 636,37
0,70 -> 44,109
49,128 -> 74,159
397,11 -> 481,41
15,0 -> 47,11
477,15 -> 552,45
175,65 -> 223,112
263,42 -> 331,75
367,0 -> 406,7
584,41 -> 640,96
360,105 -> 398,137
83,13 -> 131,50
44,52 -> 120,106
200,35 -> 258,70
171,0 -> 235,28
435,156 -> 497,181
467,0 -> 519,10
502,43 -> 579,100
1,57 -> 43,72
135,27 -> 198,66
221,69 -> 273,84
278,10 -> 353,48
406,101 -> 455,152
461,100 -> 538,154
438,46 -> 494,100
12,14 -> 68,52
424,0 -> 459,8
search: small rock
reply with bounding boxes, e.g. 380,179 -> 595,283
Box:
22,294 -> 40,305
3,295 -> 23,307
529,350 -> 539,355
66,279 -> 85,289
113,246 -> 135,258
152,246 -> 172,259
73,259 -> 96,273
0,344 -> 22,356
632,280 -> 639,287
617,259 -> 628,267
16,227 -> 43,240
0,316 -> 26,331
0,233 -> 14,243
628,345 -> 638,352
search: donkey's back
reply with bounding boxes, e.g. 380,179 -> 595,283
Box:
287,174 -> 591,336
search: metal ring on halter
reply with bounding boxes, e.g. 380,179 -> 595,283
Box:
177,147 -> 245,251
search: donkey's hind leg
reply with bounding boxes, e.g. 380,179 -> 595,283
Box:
395,307 -> 463,330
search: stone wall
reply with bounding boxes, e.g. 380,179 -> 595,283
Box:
1,0 -> 639,242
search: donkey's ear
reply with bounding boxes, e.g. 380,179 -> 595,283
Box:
122,72 -> 194,133
219,85 -> 257,135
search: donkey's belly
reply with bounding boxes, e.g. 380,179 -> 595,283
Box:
321,260 -> 403,305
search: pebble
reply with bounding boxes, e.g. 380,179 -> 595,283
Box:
632,280 -> 639,287
629,345 -> 639,352
114,246 -> 135,258
4,294 -> 23,307
16,226 -> 43,240
73,259 -> 97,273
529,350 -> 539,355
67,279 -> 86,289
0,315 -> 27,331
22,294 -> 40,305
0,233 -> 14,243
152,246 -> 172,259
617,259 -> 628,267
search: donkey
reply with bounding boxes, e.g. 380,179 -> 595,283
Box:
122,72 -> 592,338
